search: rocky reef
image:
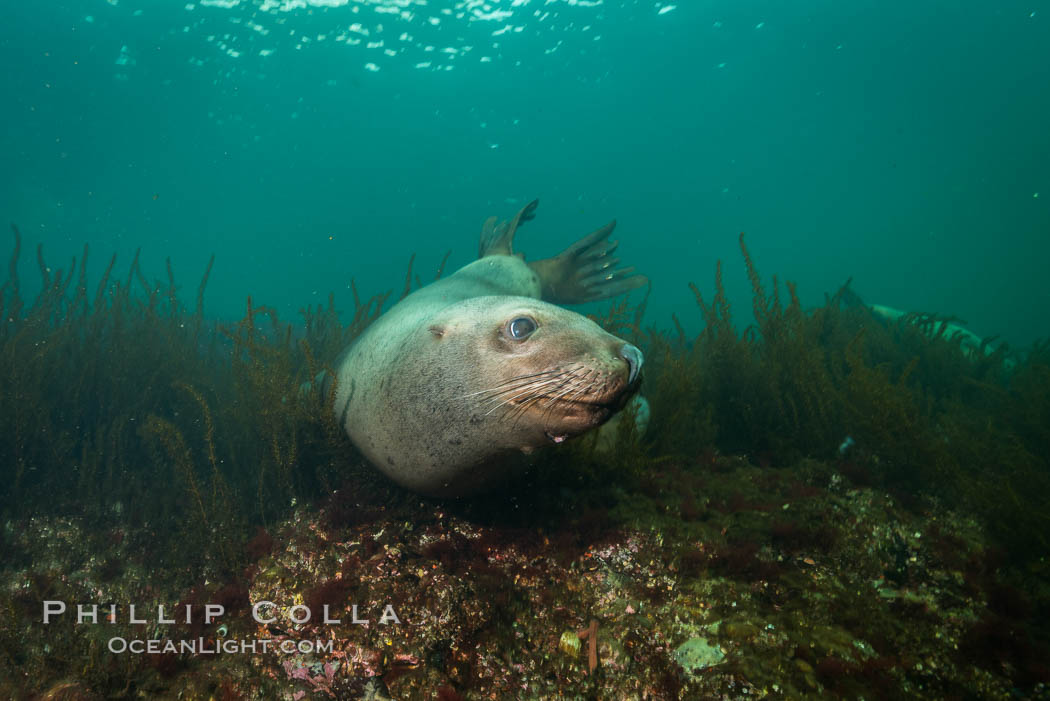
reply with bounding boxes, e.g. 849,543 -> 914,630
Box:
1,227 -> 1047,699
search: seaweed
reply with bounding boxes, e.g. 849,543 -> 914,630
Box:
2,225 -> 1050,698
0,228 -> 391,576
613,233 -> 1050,573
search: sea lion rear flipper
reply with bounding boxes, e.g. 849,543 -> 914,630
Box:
528,220 -> 648,304
479,199 -> 539,258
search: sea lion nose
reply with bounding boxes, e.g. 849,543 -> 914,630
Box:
619,343 -> 643,385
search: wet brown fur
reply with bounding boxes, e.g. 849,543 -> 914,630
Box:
333,202 -> 644,496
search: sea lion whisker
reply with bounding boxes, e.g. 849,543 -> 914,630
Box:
505,392 -> 555,426
490,370 -> 584,409
495,373 -> 581,414
536,371 -> 602,427
545,368 -> 597,404
540,376 -> 590,409
459,372 -> 562,399
493,391 -> 537,425
500,394 -> 542,423
483,378 -> 569,416
476,377 -> 565,406
459,371 -> 568,400
482,373 -> 575,404
500,370 -> 586,423
563,377 -> 599,405
473,367 -> 580,395
492,368 -> 567,387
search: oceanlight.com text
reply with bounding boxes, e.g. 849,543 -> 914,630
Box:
107,637 -> 334,655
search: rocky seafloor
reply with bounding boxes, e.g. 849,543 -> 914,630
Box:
3,454 -> 1048,700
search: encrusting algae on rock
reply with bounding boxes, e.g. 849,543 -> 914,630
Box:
558,630 -> 581,657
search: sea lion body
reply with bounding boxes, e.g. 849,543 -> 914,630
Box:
870,304 -> 999,357
332,201 -> 646,496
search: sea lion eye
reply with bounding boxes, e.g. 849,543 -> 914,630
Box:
506,316 -> 538,340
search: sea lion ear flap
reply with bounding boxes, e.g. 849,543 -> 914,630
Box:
478,199 -> 539,258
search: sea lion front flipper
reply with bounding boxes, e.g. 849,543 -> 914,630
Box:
478,199 -> 539,258
528,220 -> 648,304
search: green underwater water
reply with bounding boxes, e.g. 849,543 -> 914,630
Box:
2,0 -> 1048,344
2,1 -> 1050,699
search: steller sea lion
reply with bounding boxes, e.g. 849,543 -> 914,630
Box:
330,199 -> 647,497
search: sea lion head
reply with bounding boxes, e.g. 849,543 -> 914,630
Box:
427,296 -> 643,452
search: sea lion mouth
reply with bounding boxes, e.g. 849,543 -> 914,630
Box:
542,401 -> 617,444
542,394 -> 625,413
464,361 -> 637,431
552,367 -> 641,409
544,431 -> 569,444
534,379 -> 637,432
